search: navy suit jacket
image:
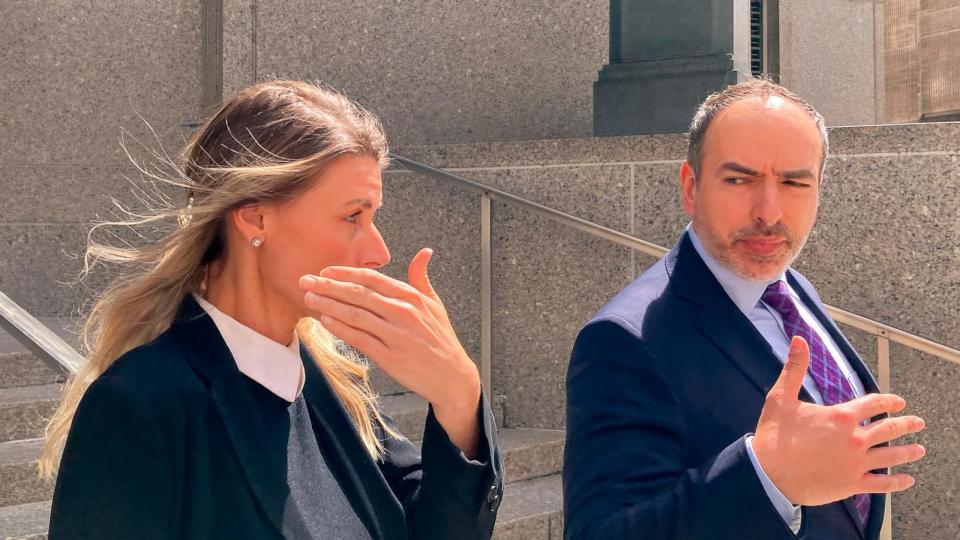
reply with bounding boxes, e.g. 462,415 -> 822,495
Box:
563,232 -> 885,540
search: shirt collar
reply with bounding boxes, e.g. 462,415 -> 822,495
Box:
685,223 -> 786,316
194,294 -> 305,403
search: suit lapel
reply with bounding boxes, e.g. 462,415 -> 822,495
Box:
668,234 -> 816,403
173,298 -> 288,536
299,344 -> 406,540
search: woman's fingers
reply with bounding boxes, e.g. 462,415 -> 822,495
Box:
310,266 -> 423,304
305,293 -> 400,344
302,276 -> 413,324
407,248 -> 440,300
317,313 -> 391,362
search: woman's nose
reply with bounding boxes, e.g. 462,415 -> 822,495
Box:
361,225 -> 391,269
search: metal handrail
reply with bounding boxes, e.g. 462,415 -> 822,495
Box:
0,291 -> 83,375
391,153 -> 960,382
393,153 -> 960,540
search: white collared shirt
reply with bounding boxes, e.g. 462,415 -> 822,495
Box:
194,294 -> 305,403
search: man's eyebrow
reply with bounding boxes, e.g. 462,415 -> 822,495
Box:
342,198 -> 383,209
718,162 -> 761,176
717,163 -> 816,181
781,169 -> 816,180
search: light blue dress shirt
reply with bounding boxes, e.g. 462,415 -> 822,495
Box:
686,225 -> 867,533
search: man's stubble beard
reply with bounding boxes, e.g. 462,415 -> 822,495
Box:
694,217 -> 810,282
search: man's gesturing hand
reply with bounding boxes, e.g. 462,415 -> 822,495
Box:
752,336 -> 926,506
299,248 -> 482,458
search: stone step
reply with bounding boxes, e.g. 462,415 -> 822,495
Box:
355,391 -> 563,484
380,391 -> 431,440
0,385 -> 61,444
493,473 -> 564,540
0,499 -> 49,540
0,439 -> 51,508
367,364 -> 409,396
0,475 -> 564,540
0,353 -> 63,391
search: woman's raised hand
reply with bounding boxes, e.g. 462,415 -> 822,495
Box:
299,248 -> 482,457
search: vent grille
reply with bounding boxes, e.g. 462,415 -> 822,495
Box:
751,0 -> 764,76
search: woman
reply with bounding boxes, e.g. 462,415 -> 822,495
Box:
40,80 -> 504,539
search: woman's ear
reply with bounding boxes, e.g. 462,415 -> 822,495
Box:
231,204 -> 267,245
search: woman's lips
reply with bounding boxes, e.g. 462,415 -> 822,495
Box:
740,237 -> 785,257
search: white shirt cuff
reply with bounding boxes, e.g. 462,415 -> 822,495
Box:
745,435 -> 802,534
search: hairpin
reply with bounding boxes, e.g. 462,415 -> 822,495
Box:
177,194 -> 195,228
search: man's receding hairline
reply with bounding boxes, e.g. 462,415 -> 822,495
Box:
696,95 -> 824,174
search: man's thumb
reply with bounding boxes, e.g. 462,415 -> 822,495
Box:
407,247 -> 439,299
774,336 -> 810,398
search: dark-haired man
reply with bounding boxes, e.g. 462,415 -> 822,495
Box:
563,79 -> 926,540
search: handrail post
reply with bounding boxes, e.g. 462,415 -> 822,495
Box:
877,334 -> 893,540
480,193 -> 493,399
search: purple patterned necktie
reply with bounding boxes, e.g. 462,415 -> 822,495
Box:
761,280 -> 871,527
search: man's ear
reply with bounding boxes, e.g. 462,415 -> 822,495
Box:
231,204 -> 267,244
680,161 -> 698,218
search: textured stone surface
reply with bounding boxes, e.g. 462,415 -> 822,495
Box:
379,392 -> 427,442
0,224 -> 109,318
249,0 -> 607,146
391,118 -> 960,172
0,165 -> 162,224
0,0 -> 201,166
0,439 -> 50,507
796,154 -> 960,349
778,0 -> 882,126
829,122 -> 960,155
0,354 -> 63,389
887,345 -> 960,540
482,165 -> 633,429
0,385 -> 60,444
0,500 -> 50,540
631,161 -> 690,263
378,170 -> 482,364
222,0 -> 256,99
498,428 -> 564,484
393,134 -> 686,169
493,474 -> 563,540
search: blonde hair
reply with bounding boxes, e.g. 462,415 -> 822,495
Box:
39,80 -> 400,479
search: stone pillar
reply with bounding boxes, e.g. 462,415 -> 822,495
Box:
593,0 -> 753,135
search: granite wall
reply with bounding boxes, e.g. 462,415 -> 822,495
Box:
1,0 -> 202,316
778,0 -> 885,125
386,122 -> 960,538
221,0 -> 609,145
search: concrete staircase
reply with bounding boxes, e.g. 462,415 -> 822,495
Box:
0,321 -> 565,539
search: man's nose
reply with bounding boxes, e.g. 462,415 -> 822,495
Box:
752,180 -> 784,227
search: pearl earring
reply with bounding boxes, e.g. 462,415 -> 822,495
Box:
251,237 -> 263,248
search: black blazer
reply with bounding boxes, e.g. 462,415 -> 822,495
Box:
49,297 -> 504,539
563,233 -> 884,540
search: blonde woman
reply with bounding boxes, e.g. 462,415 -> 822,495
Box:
40,80 -> 503,539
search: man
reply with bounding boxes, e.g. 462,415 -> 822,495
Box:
562,79 -> 926,540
